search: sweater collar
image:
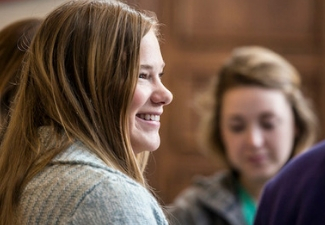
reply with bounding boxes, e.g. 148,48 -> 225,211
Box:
52,141 -> 111,171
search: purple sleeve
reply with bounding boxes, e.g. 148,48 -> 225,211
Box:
254,140 -> 325,225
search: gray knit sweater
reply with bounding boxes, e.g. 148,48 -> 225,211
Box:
19,142 -> 168,224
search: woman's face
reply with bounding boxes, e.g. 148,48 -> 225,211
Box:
221,87 -> 295,183
129,29 -> 173,154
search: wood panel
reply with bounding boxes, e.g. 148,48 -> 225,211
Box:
169,0 -> 319,53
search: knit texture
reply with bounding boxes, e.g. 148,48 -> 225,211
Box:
19,142 -> 168,225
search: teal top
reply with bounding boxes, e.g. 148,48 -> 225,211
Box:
238,185 -> 257,225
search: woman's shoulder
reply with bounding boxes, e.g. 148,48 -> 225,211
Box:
20,142 -> 167,224
193,170 -> 236,191
167,171 -> 236,212
167,171 -> 241,225
67,170 -> 167,224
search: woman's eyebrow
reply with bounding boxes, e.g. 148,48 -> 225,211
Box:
140,62 -> 165,70
140,64 -> 153,70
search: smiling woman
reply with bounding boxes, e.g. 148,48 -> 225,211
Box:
0,0 -> 172,224
130,29 -> 172,154
167,46 -> 318,225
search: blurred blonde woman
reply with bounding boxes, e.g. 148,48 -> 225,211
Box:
168,46 -> 317,225
0,0 -> 172,224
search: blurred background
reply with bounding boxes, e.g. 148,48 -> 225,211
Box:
1,0 -> 325,205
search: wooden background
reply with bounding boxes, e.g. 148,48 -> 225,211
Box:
1,0 -> 325,206
128,0 -> 325,205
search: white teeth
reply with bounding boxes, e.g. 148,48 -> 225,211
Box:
139,114 -> 160,121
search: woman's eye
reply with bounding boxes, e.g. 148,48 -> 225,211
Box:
159,72 -> 164,80
261,122 -> 275,130
139,73 -> 147,79
229,124 -> 245,133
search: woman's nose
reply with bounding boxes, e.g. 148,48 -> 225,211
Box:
246,127 -> 264,148
152,82 -> 173,105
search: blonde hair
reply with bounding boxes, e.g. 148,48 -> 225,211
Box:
0,0 -> 158,223
197,46 -> 318,169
